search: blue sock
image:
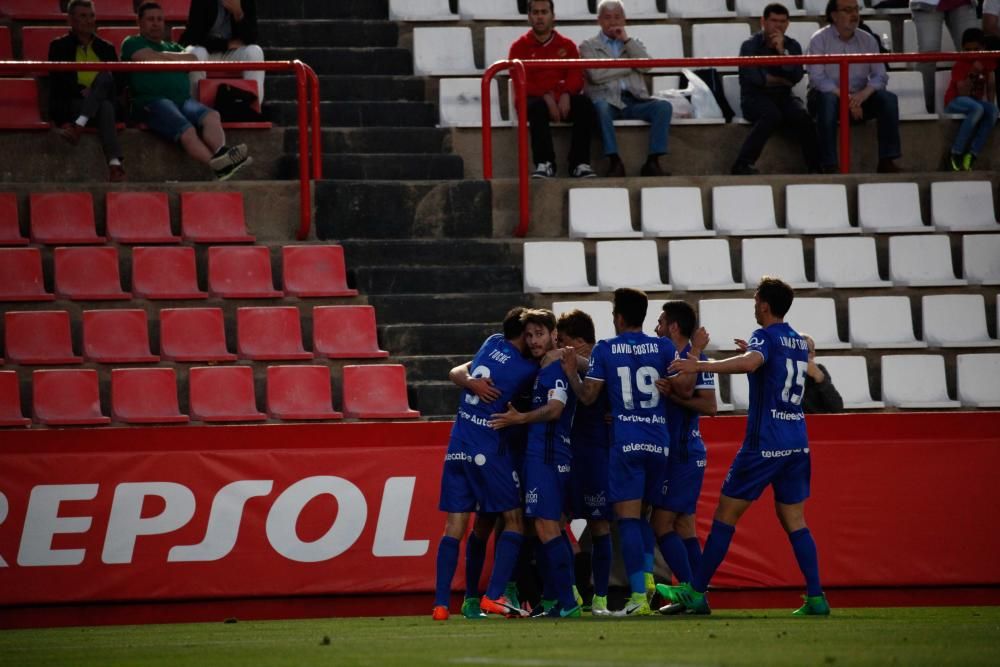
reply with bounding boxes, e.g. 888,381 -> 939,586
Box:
657,531 -> 693,584
692,520 -> 735,594
560,531 -> 577,589
543,537 -> 578,610
464,532 -> 487,599
684,536 -> 702,573
591,533 -> 612,597
435,535 -> 460,607
618,518 -> 647,596
789,527 -> 823,597
640,519 -> 655,574
485,531 -> 524,600
534,537 -> 554,599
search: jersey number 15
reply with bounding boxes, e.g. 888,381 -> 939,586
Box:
781,359 -> 808,405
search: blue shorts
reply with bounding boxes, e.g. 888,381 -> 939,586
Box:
144,97 -> 213,142
608,441 -> 669,506
570,445 -> 612,521
438,434 -> 522,514
721,447 -> 811,505
660,451 -> 707,515
524,455 -> 570,521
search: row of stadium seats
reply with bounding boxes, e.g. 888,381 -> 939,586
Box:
563,182 -> 998,238
0,245 -> 357,301
0,363 -> 420,427
523,235 -> 1000,292
550,294 -> 1000,350
1,25 -> 190,63
1,306 -> 387,364
0,0 -> 189,21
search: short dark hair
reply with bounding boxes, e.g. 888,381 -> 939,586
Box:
502,306 -> 527,339
557,309 -> 596,344
528,0 -> 554,11
962,27 -> 985,47
521,308 -> 557,332
612,288 -> 647,329
756,276 -> 794,318
137,2 -> 162,18
763,3 -> 789,18
67,0 -> 94,14
660,301 -> 697,338
824,0 -> 858,24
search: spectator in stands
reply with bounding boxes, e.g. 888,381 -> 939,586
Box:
909,0 -> 979,112
579,0 -> 672,177
731,2 -> 820,175
986,0 -> 1000,39
509,0 -> 596,179
122,2 -> 252,180
943,28 -> 997,171
48,0 -> 125,182
181,0 -> 265,104
800,334 -> 843,414
806,0 -> 902,173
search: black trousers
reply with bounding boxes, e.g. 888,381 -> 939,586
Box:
69,71 -> 122,162
525,94 -> 593,170
735,92 -> 819,170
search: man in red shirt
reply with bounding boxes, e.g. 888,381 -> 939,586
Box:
508,0 -> 596,178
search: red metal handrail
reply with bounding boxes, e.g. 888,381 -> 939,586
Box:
0,59 -> 322,240
481,51 -> 993,237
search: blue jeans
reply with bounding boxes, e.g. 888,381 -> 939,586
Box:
144,97 -> 213,142
945,96 -> 999,156
593,93 -> 672,157
807,88 -> 901,169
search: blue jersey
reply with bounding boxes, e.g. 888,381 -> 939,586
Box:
587,331 -> 678,450
743,323 -> 809,452
664,343 -> 714,463
526,361 -> 577,463
571,366 -> 609,450
451,334 -> 538,450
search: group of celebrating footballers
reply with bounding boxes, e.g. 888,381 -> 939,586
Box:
432,277 -> 831,620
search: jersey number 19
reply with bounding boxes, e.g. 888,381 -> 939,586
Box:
616,366 -> 660,410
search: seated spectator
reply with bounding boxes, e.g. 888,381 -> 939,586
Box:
943,28 -> 997,171
807,0 -> 902,173
732,2 -> 819,175
579,0 -> 672,177
509,0 -> 596,179
800,334 -> 843,414
48,0 -> 125,182
181,0 -> 265,104
909,0 -> 978,112
122,2 -> 252,180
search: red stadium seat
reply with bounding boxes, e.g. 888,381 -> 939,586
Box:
159,307 -> 236,362
132,246 -> 207,300
32,369 -> 111,426
106,192 -> 180,243
29,192 -> 104,245
82,309 -> 159,363
208,246 -> 282,298
236,306 -> 313,360
266,365 -> 344,420
96,26 -> 135,52
95,0 -> 138,20
0,1 -> 63,21
282,245 -> 359,298
19,26 -> 64,63
180,192 -> 254,243
0,371 -> 30,427
171,26 -> 185,43
188,366 -> 266,422
0,248 -> 55,301
0,192 -> 29,245
313,306 -> 389,359
341,365 -> 420,419
54,247 -> 130,300
159,0 -> 190,21
111,368 -> 189,424
4,310 -> 82,365
0,79 -> 51,130
0,26 -> 12,60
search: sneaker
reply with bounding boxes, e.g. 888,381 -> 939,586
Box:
792,593 -> 831,616
531,161 -> 555,179
503,582 -> 521,611
644,572 -> 656,601
209,143 -> 249,171
656,582 -> 711,615
658,602 -> 686,615
962,153 -> 975,171
214,154 -> 253,181
432,605 -> 449,621
108,164 -> 126,183
640,156 -> 667,177
480,594 -> 528,617
606,154 -> 625,178
615,592 -> 652,617
559,604 -> 582,618
461,597 -> 486,619
730,161 -> 759,176
529,599 -> 557,618
571,163 -> 597,178
591,594 -> 612,617
949,153 -> 963,172
572,585 -> 584,607
59,123 -> 83,146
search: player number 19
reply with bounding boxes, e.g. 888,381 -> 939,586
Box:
781,358 -> 808,405
616,366 -> 661,410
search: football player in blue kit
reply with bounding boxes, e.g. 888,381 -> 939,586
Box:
653,300 -> 716,614
659,277 -> 830,616
433,308 -> 539,621
562,288 -> 701,616
489,309 -> 581,618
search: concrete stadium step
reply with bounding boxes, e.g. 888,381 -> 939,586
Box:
284,128 -> 450,154
294,154 -> 464,181
268,75 -> 426,103
340,239 -> 518,267
264,48 -> 412,76
258,0 -> 388,20
258,20 -> 398,48
366,293 -> 527,325
379,322 -> 498,356
394,355 -> 468,383
315,180 -> 492,240
409,380 -> 461,419
354,266 -> 521,295
265,101 -> 436,127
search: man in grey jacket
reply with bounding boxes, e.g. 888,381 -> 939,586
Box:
579,0 -> 672,177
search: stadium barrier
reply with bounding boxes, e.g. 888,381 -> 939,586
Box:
0,59 -> 322,240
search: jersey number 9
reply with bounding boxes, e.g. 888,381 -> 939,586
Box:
465,365 -> 491,405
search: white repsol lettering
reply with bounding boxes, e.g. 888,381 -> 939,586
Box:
168,480 -> 274,563
265,476 -> 367,563
373,477 -> 428,557
18,484 -> 99,567
103,483 -> 196,564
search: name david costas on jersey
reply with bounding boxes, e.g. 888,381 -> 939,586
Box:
611,341 -> 661,355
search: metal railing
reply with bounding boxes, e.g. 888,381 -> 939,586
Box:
0,59 -> 321,240
481,51 -> 991,237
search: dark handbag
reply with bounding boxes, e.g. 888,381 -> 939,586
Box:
213,82 -> 264,122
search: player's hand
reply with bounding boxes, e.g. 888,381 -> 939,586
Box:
668,353 -> 699,375
488,402 -> 522,429
734,338 -> 749,352
690,326 -> 710,352
654,377 -> 673,397
557,93 -> 572,121
543,93 -> 561,123
468,377 -> 500,403
560,346 -> 579,375
541,348 -> 562,368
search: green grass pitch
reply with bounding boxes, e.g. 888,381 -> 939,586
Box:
2,607 -> 998,667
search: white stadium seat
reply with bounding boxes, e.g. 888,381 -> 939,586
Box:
712,185 -> 787,236
692,23 -> 752,71
551,0 -> 594,21
735,0 -> 804,17
921,294 -> 996,348
814,237 -> 891,288
713,373 -> 735,412
962,234 -> 1000,285
413,27 -> 479,76
643,299 -> 667,336
888,235 -> 967,287
722,75 -> 745,121
484,27 -> 526,70
595,240 -> 671,292
552,300 -> 616,341
668,0 -> 735,18
569,188 -> 641,238
622,0 -> 665,19
698,298 -> 758,351
881,354 -> 960,409
729,372 -> 750,410
459,0 -> 523,21
667,239 -> 743,291
523,241 -> 597,293
785,184 -> 859,235
930,181 -> 1000,232
626,24 -> 684,72
438,78 -> 504,128
741,238 -> 818,289
389,0 -> 457,21
641,187 -> 713,237
848,296 -> 927,349
786,297 -> 850,350
956,353 -> 1000,408
813,355 -> 885,409
887,71 -> 937,120
858,182 -> 932,233
785,22 -> 822,50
